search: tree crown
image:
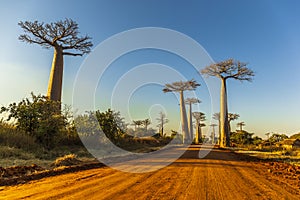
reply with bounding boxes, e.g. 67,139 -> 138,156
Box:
228,113 -> 240,122
163,79 -> 200,93
192,112 -> 206,121
185,97 -> 201,104
201,59 -> 254,81
18,18 -> 93,56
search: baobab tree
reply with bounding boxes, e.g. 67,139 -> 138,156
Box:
213,113 -> 221,143
210,123 -> 218,144
18,18 -> 93,102
163,79 -> 200,143
156,112 -> 169,137
237,121 -> 246,131
192,112 -> 206,144
213,112 -> 239,143
201,59 -> 254,147
132,120 -> 143,131
265,132 -> 271,140
185,98 -> 201,140
142,118 -> 151,131
228,113 -> 240,133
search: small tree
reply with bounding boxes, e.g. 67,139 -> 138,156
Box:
237,122 -> 246,131
265,132 -> 271,140
95,109 -> 126,143
163,79 -> 200,144
201,59 -> 254,147
132,120 -> 143,131
0,93 -> 67,149
192,112 -> 206,144
142,118 -> 151,131
156,112 -> 169,137
269,133 -> 288,143
230,130 -> 254,145
228,113 -> 240,133
19,19 -> 93,102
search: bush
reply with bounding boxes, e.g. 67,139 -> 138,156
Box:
0,120 -> 40,152
0,146 -> 35,159
1,93 -> 69,150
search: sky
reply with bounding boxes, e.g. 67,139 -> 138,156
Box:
0,0 -> 300,138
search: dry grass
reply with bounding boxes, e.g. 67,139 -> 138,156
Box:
235,148 -> 300,166
52,154 -> 82,167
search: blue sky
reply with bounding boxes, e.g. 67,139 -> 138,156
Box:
0,0 -> 300,138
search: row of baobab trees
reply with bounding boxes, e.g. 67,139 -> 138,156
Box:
18,18 -> 254,148
162,59 -> 254,147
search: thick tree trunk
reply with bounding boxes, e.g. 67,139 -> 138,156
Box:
187,102 -> 193,141
161,120 -> 164,137
218,119 -> 221,144
211,126 -> 215,144
179,91 -> 189,144
195,120 -> 199,144
47,46 -> 64,102
220,78 -> 230,147
199,123 -> 202,143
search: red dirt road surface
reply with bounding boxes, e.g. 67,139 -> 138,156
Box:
1,145 -> 299,200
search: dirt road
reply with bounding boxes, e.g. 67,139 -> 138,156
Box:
1,145 -> 299,200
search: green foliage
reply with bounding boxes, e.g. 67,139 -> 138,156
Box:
0,93 -> 68,149
289,133 -> 300,139
75,109 -> 127,144
252,136 -> 263,145
230,130 -> 254,145
268,133 -> 288,143
95,109 -> 126,143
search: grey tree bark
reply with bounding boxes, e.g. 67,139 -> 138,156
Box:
220,78 -> 230,147
180,91 -> 190,143
47,46 -> 64,101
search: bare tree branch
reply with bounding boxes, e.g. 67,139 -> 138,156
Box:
18,18 -> 93,56
163,79 -> 200,92
185,98 -> 201,104
201,59 -> 255,81
62,52 -> 83,56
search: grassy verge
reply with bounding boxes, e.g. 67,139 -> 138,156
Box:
233,147 -> 300,166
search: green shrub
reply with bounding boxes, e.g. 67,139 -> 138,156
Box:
0,120 -> 40,151
0,146 -> 35,159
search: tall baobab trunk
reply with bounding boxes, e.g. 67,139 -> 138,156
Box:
198,123 -> 202,143
187,102 -> 193,141
218,118 -> 221,144
47,46 -> 64,102
211,125 -> 215,144
179,91 -> 189,143
195,121 -> 199,144
161,119 -> 164,137
220,78 -> 230,147
198,121 -> 203,142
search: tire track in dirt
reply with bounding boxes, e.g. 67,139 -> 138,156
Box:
1,145 -> 299,200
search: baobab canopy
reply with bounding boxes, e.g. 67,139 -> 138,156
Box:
18,19 -> 93,56
18,18 -> 93,102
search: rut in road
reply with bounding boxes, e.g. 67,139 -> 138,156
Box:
0,145 -> 299,200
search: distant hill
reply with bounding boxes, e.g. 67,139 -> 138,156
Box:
289,133 -> 300,139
